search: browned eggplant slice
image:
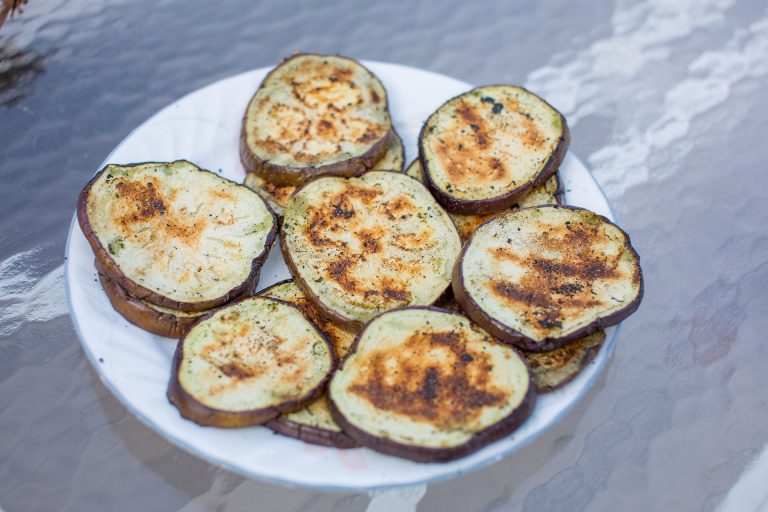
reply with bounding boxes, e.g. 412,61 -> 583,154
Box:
78,160 -> 277,312
167,297 -> 334,428
281,171 -> 461,330
404,159 -> 563,241
418,85 -> 569,215
328,307 -> 535,462
240,53 -> 393,186
453,205 -> 643,352
525,330 -> 606,392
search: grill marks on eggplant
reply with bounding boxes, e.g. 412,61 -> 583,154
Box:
242,54 -> 392,185
457,206 -> 642,349
329,308 -> 535,461
419,85 -> 568,213
282,172 -> 461,326
168,297 -> 333,427
80,160 -> 276,310
347,329 -> 507,429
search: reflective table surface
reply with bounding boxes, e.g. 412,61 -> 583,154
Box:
2,0 -> 767,510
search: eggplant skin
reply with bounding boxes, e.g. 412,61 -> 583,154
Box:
453,205 -> 644,352
240,53 -> 393,187
95,260 -> 205,339
328,306 -> 536,463
265,411 -> 360,449
167,298 -> 334,428
418,85 -> 570,215
77,160 -> 277,312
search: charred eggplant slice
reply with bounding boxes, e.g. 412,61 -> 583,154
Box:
404,159 -> 563,241
370,128 -> 405,172
281,171 -> 461,329
167,297 -> 334,427
419,85 -> 569,215
329,307 -> 535,462
525,330 -> 606,392
78,160 -> 277,312
240,53 -> 393,186
454,205 -> 643,352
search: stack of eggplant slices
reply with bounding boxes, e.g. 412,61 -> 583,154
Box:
77,54 -> 644,463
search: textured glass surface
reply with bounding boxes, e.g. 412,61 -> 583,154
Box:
1,0 -> 767,510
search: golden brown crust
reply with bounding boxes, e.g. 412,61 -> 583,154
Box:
453,205 -> 644,352
77,161 -> 277,312
419,85 -> 570,215
240,53 -> 393,186
166,297 -> 334,428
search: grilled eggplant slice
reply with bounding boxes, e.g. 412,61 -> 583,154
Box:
243,130 -> 405,219
241,53 -> 393,186
525,330 -> 605,392
328,307 -> 536,462
419,85 -> 569,215
95,258 -> 210,339
404,159 -> 563,241
258,280 -> 359,447
454,205 -> 643,352
78,160 -> 277,312
167,297 -> 334,427
281,171 -> 461,329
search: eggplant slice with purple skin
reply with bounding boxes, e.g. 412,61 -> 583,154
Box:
167,297 -> 334,428
240,53 -> 393,187
453,205 -> 643,352
78,160 -> 277,312
258,280 -> 359,448
404,159 -> 563,242
281,170 -> 461,330
328,307 -> 535,463
243,130 -> 405,219
418,85 -> 569,215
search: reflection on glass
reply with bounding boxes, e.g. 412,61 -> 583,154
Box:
0,38 -> 48,108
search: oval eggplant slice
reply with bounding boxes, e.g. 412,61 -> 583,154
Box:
404,159 -> 563,241
329,307 -> 536,462
281,171 -> 461,329
240,53 -> 393,186
419,85 -> 569,215
243,130 -> 405,219
258,280 -> 359,447
78,160 -> 277,312
454,205 -> 643,352
167,297 -> 334,428
525,330 -> 605,392
95,258 -> 210,339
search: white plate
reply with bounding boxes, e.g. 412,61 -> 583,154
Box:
65,62 -> 620,491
